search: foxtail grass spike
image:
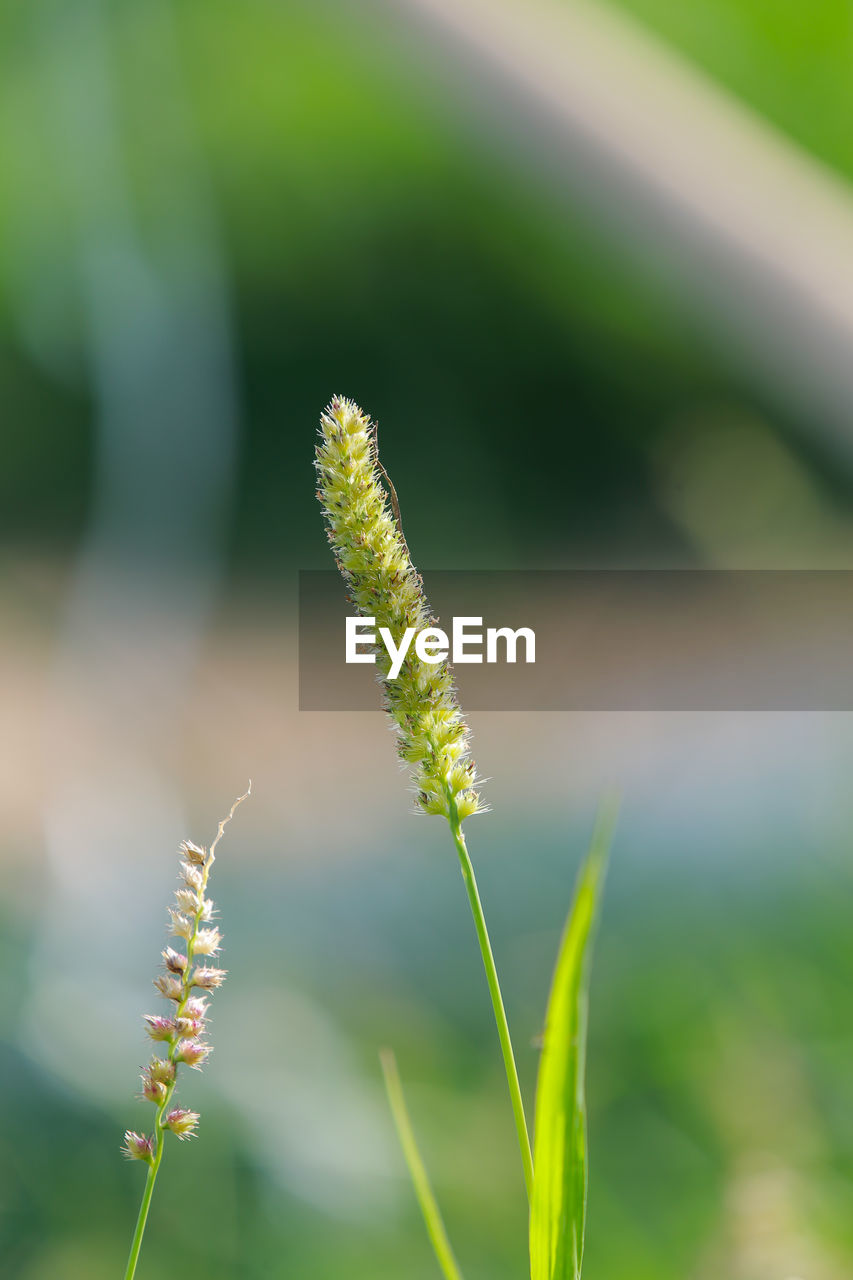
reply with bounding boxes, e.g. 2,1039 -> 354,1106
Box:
315,400 -> 533,1202
315,395 -> 482,821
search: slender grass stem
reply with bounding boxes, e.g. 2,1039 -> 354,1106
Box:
380,1048 -> 465,1280
447,805 -> 534,1202
123,1138 -> 164,1280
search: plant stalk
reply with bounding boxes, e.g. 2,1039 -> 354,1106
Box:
380,1048 -> 465,1280
123,1138 -> 164,1280
447,806 -> 534,1202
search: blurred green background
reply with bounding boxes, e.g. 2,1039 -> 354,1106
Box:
2,0 -> 853,1277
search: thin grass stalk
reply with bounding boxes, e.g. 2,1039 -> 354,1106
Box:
123,1154 -> 161,1280
380,1048 -> 465,1280
447,800 -> 534,1200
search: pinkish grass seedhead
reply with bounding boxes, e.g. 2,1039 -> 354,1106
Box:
122,1131 -> 154,1164
162,947 -> 188,974
174,1038 -> 211,1069
180,839 -> 206,865
122,787 -> 251,1280
164,1108 -> 201,1140
191,965 -> 227,990
144,1015 -> 176,1042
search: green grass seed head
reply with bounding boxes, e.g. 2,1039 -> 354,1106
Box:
315,395 -> 483,822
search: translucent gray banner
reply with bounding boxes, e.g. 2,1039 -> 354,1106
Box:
298,570 -> 853,710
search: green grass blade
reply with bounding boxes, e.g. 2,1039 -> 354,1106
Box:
529,801 -> 617,1280
380,1048 -> 465,1280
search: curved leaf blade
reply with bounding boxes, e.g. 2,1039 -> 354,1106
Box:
529,803 -> 616,1280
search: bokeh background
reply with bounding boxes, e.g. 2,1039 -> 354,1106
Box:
2,0 -> 853,1276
